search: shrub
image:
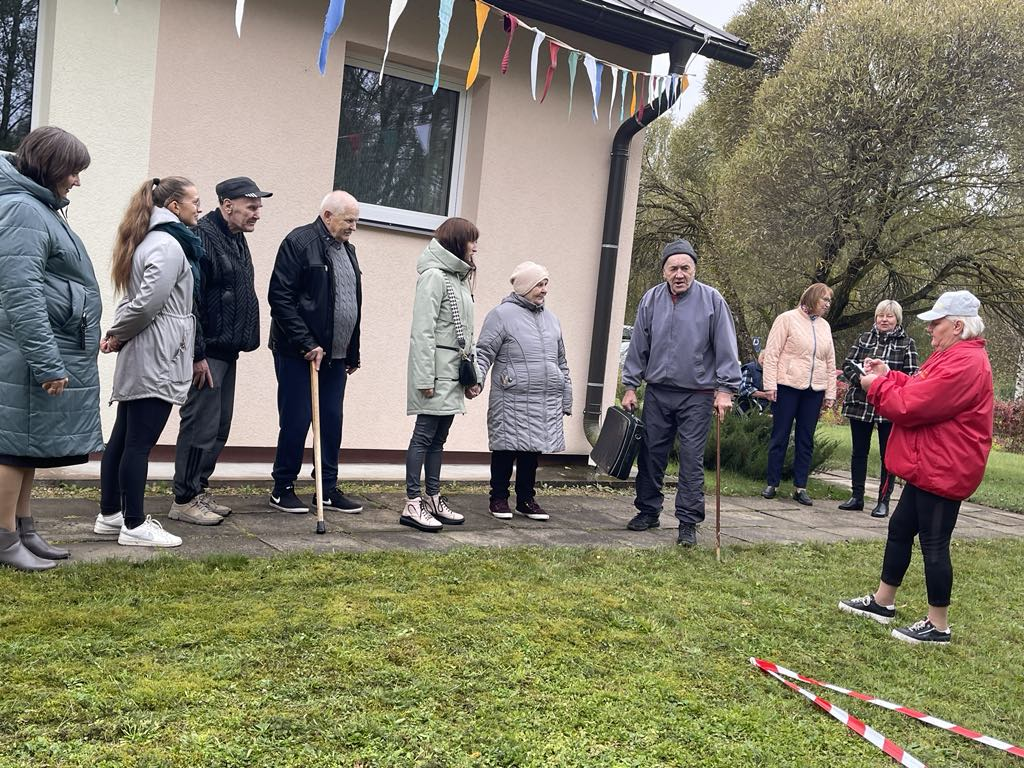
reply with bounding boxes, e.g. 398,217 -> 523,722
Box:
993,399 -> 1024,453
703,411 -> 837,481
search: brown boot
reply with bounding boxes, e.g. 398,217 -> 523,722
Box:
0,529 -> 58,571
17,516 -> 70,560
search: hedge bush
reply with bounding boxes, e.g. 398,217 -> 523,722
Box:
703,411 -> 837,481
993,399 -> 1024,453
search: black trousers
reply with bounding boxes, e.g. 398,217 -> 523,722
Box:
766,385 -> 824,488
100,398 -> 174,529
848,418 -> 893,499
405,414 -> 455,499
490,451 -> 540,502
880,482 -> 961,607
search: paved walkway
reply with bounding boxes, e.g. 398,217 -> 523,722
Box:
28,485 -> 1024,564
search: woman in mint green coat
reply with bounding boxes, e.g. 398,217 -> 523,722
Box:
401,218 -> 481,533
0,127 -> 102,571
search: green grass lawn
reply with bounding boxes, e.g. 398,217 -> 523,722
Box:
818,423 -> 1024,512
3,542 -> 1022,767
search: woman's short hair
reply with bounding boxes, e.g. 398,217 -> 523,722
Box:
799,282 -> 832,311
951,315 -> 985,340
875,299 -> 903,325
435,217 -> 479,264
14,126 -> 91,199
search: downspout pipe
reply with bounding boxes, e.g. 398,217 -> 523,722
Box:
583,39 -> 698,445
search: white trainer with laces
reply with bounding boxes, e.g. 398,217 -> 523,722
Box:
94,511 -> 124,536
424,494 -> 464,525
197,491 -> 232,517
118,516 -> 183,548
399,497 -> 443,532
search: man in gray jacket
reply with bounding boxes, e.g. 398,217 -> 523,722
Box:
621,239 -> 741,546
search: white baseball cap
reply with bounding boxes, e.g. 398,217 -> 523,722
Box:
917,290 -> 980,321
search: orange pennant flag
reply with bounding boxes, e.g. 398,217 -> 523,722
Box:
466,0 -> 489,89
629,70 -> 637,115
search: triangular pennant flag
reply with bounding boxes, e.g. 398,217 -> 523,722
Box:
379,0 -> 409,83
595,62 -> 603,121
540,40 -> 558,103
629,70 -> 637,116
432,0 -> 455,93
608,66 -> 618,128
530,29 -> 545,100
583,54 -> 601,123
465,0 -> 489,89
113,0 -> 119,13
501,13 -> 518,74
619,69 -> 628,122
317,0 -> 346,76
566,50 -> 579,119
235,0 -> 245,37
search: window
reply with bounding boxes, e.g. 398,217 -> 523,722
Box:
335,60 -> 468,231
0,0 -> 39,151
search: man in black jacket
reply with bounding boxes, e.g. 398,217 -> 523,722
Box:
169,177 -> 271,525
267,190 -> 363,514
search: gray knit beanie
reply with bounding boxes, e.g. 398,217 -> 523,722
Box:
660,238 -> 698,267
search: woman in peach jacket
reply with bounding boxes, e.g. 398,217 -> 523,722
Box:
760,283 -> 837,506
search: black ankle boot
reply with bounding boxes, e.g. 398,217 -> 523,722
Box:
870,499 -> 890,518
838,496 -> 864,511
0,529 -> 58,571
17,516 -> 70,560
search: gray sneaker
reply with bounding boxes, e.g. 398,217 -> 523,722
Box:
168,498 -> 223,526
197,491 -> 232,517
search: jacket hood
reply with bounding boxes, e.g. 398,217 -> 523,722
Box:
502,291 -> 544,313
149,205 -> 180,231
417,238 -> 473,278
0,151 -> 65,209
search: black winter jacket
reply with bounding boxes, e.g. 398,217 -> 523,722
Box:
193,210 -> 261,361
268,218 -> 361,367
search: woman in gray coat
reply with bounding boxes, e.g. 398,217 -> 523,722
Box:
0,127 -> 102,571
476,262 -> 572,521
401,218 -> 482,532
95,177 -> 204,549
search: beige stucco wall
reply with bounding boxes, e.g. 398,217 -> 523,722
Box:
45,0 -> 651,457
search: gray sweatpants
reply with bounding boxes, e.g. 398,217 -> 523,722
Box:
173,358 -> 236,503
634,385 -> 714,525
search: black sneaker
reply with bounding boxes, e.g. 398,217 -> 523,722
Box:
838,593 -> 896,625
627,513 -> 660,531
315,489 -> 363,514
760,485 -> 777,499
677,523 -> 697,547
892,618 -> 951,645
270,487 -> 309,514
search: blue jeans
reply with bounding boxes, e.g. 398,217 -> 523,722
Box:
766,384 -> 824,488
271,352 -> 347,494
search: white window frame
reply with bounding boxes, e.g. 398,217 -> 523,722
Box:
339,55 -> 472,232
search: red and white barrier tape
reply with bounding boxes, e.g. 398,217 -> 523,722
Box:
751,657 -> 1024,762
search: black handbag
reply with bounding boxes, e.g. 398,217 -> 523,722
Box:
443,277 -> 478,386
590,406 -> 644,479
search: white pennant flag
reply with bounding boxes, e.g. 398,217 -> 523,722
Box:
583,54 -> 600,122
379,0 -> 409,83
607,66 -> 618,128
530,28 -> 545,100
235,0 -> 245,37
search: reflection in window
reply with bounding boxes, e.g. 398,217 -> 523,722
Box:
335,64 -> 459,217
0,0 -> 38,151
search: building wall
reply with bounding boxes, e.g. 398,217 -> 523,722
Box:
46,0 -> 651,457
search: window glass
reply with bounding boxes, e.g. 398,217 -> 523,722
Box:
0,0 -> 39,151
335,64 -> 459,217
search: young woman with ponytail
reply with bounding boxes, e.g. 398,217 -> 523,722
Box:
95,176 -> 205,548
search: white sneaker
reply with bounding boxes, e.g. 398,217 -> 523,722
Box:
94,511 -> 124,536
423,494 -> 464,525
169,497 -> 223,525
197,491 -> 232,516
399,497 -> 443,532
118,516 -> 183,548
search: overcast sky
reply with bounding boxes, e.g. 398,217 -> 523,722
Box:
653,0 -> 748,119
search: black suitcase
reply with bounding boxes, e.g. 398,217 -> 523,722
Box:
590,406 -> 644,480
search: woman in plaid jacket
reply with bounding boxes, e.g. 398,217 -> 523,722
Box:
839,300 -> 919,517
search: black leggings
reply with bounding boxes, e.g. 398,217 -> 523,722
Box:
100,398 -> 173,529
880,482 -> 961,607
849,419 -> 893,499
490,451 -> 540,502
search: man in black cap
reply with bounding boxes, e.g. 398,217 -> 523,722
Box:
620,238 -> 741,546
169,176 -> 272,525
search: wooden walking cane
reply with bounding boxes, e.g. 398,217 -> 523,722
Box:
310,360 -> 326,535
715,412 -> 722,563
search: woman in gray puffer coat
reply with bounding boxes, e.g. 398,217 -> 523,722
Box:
476,261 -> 572,521
0,127 -> 101,572
401,217 -> 482,533
96,177 -> 204,549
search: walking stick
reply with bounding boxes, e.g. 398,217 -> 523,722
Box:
715,412 -> 722,563
310,360 -> 326,535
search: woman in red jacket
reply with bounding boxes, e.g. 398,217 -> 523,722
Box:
838,291 -> 993,645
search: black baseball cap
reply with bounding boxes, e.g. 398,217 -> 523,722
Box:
215,176 -> 273,200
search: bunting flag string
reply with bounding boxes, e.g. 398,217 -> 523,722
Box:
379,0 -> 409,83
529,28 -> 544,100
235,0 -> 245,37
317,0 -> 346,75
566,50 -> 579,120
500,13 -> 518,74
539,40 -> 558,103
465,0 -> 489,90
432,0 -> 455,93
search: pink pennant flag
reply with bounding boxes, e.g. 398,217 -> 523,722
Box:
501,13 -> 518,74
540,40 -> 559,103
